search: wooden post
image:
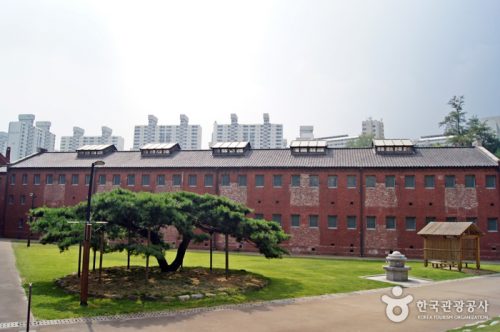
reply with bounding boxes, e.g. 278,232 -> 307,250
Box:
225,233 -> 229,279
458,236 -> 463,272
476,236 -> 481,270
127,227 -> 131,270
423,238 -> 428,267
78,241 -> 82,278
92,248 -> 97,272
209,232 -> 213,272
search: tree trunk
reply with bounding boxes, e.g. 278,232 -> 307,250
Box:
155,256 -> 170,272
143,228 -> 191,273
146,229 -> 171,272
165,236 -> 191,272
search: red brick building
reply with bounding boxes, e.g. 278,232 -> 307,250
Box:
1,141 -> 499,259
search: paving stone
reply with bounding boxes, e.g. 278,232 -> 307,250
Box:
162,296 -> 176,301
191,294 -> 204,299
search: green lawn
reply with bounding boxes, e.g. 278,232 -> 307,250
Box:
12,243 -> 500,320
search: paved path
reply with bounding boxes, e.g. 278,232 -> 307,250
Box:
20,274 -> 500,332
0,240 -> 28,325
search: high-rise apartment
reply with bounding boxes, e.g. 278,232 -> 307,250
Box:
60,126 -> 125,151
0,132 -> 7,156
211,113 -> 286,148
481,116 -> 500,139
133,114 -> 202,150
6,114 -> 55,161
362,117 -> 384,139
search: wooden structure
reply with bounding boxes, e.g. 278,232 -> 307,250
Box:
418,222 -> 483,271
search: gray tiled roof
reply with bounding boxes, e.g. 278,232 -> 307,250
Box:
8,147 -> 499,169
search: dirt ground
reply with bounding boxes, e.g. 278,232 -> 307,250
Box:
56,266 -> 267,300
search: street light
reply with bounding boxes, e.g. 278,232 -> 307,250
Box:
80,160 -> 105,306
27,193 -> 36,247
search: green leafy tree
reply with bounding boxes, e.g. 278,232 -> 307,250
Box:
346,134 -> 375,148
30,205 -> 84,251
466,116 -> 500,153
159,191 -> 289,272
30,189 -> 289,273
441,96 -> 467,134
439,96 -> 500,153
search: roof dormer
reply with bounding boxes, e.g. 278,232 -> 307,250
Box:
76,144 -> 117,158
373,139 -> 415,155
140,143 -> 181,157
290,140 -> 327,155
211,142 -> 251,156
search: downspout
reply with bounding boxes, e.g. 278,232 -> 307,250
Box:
359,167 -> 365,257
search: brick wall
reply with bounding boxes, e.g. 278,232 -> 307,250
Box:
2,166 -> 499,260
0,173 -> 7,236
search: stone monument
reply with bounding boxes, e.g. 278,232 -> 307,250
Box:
384,251 -> 411,282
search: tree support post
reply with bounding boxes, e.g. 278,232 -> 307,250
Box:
127,227 -> 131,270
98,231 -> 104,283
93,248 -> 97,272
78,241 -> 82,278
225,233 -> 229,279
209,232 -> 213,272
145,227 -> 150,281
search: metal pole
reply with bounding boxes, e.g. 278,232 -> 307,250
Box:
80,223 -> 92,306
26,283 -> 32,332
85,163 -> 96,222
81,162 -> 97,306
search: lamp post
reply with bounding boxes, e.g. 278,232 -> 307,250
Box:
27,193 -> 36,247
80,160 -> 105,306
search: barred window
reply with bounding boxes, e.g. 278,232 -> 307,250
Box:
366,216 -> 376,229
255,175 -> 264,187
386,216 -> 396,229
328,215 -> 337,229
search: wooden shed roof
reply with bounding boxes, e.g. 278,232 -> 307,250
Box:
417,222 -> 483,236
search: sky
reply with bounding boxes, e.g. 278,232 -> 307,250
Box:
1,0 -> 499,149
